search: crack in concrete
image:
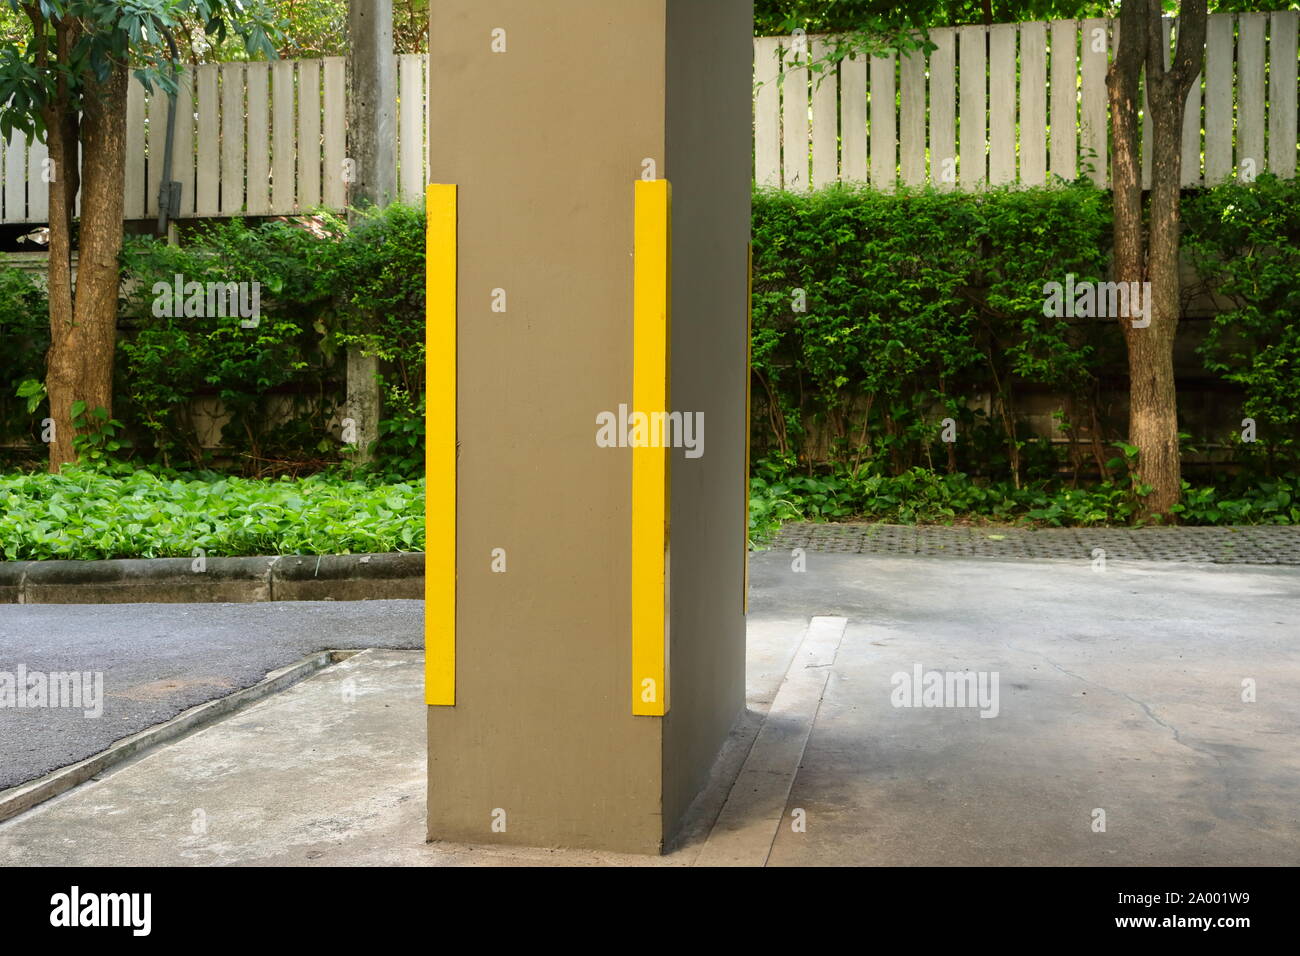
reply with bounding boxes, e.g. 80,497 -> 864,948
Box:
1027,650 -> 1236,811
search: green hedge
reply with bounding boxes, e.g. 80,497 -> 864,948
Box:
117,216 -> 336,470
117,204 -> 426,480
0,203 -> 426,480
751,175 -> 1300,485
752,180 -> 1114,484
1183,174 -> 1300,471
3,176 -> 1297,496
0,258 -> 49,463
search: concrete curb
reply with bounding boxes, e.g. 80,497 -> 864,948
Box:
0,552 -> 423,604
0,649 -> 361,825
695,616 -> 847,867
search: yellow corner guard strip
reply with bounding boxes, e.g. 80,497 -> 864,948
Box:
426,184 -> 457,706
632,180 -> 671,717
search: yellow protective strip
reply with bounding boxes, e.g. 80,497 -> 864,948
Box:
426,184 -> 457,706
632,179 -> 671,717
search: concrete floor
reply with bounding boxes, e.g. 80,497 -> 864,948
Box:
755,553 -> 1300,866
1,552 -> 1297,865
0,649 -> 698,866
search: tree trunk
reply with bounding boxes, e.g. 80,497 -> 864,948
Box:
40,19 -> 83,471
1142,0 -> 1207,515
1123,312 -> 1180,511
1107,0 -> 1205,519
45,61 -> 128,472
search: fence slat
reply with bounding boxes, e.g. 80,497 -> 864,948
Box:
145,86 -> 163,218
1049,19 -> 1078,181
399,54 -> 425,202
322,57 -> 346,209
869,52 -> 896,190
929,28 -> 957,188
196,65 -> 219,216
1140,18 -> 1172,190
1269,11 -> 1299,178
1204,14 -> 1234,184
72,138 -> 80,217
422,55 -> 429,193
297,60 -> 322,209
26,134 -> 48,222
782,41 -> 809,190
124,76 -> 147,219
988,24 -> 1017,185
839,51 -> 868,183
1019,22 -> 1047,185
1181,17 -> 1204,187
1236,12 -> 1266,181
1080,18 -> 1109,184
958,26 -> 987,186
753,37 -> 782,186
3,132 -> 25,222
810,39 -> 839,188
220,64 -> 245,215
246,63 -> 271,215
174,69 -> 195,218
899,50 -> 926,186
272,60 -> 296,212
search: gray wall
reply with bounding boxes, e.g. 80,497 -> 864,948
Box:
660,0 -> 753,842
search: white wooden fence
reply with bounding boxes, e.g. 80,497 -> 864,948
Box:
0,54 -> 428,225
1,12 -> 1296,224
757,11 -> 1299,191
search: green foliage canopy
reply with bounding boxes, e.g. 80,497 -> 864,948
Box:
0,0 -> 277,140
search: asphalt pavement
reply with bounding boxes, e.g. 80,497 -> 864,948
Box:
0,601 -> 422,790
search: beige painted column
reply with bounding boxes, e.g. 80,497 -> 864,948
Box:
426,0 -> 752,854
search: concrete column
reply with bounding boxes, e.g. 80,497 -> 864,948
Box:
344,349 -> 380,462
426,0 -> 753,854
345,0 -> 396,462
346,0 -> 396,211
